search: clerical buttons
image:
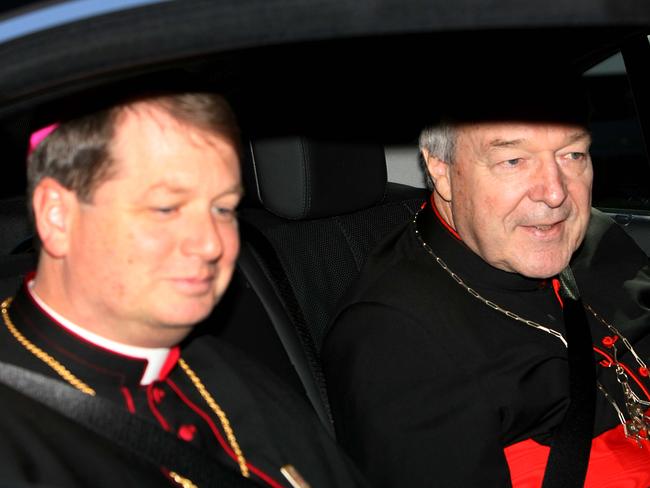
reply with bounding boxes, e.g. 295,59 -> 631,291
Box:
152,386 -> 166,403
178,424 -> 197,442
602,335 -> 619,348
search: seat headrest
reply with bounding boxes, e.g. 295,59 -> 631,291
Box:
247,137 -> 387,220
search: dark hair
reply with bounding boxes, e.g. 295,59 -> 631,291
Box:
27,92 -> 241,213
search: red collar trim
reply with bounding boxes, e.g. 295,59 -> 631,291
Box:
24,276 -> 145,362
158,346 -> 180,381
23,274 -> 173,385
430,193 -> 462,241
551,278 -> 564,308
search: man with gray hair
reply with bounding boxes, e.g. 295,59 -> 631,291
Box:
0,91 -> 366,488
324,77 -> 650,487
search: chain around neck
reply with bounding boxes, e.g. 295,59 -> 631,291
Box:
412,212 -> 568,347
413,208 -> 650,444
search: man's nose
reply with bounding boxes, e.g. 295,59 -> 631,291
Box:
528,155 -> 568,208
181,213 -> 223,260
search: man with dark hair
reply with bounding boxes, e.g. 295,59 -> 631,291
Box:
324,76 -> 650,487
0,93 -> 365,488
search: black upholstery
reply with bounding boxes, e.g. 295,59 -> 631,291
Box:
239,197 -> 424,348
248,137 -> 387,219
237,136 -> 427,430
0,196 -> 36,298
0,196 -> 33,255
191,256 -> 306,394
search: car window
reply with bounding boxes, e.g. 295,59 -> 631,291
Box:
585,41 -> 650,214
387,42 -> 650,204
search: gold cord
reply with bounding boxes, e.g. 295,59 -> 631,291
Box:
178,358 -> 249,478
168,471 -> 198,488
1,297 -> 96,396
1,296 -> 249,480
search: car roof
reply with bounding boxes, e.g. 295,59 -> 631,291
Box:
1,0 -> 648,115
0,0 -> 648,184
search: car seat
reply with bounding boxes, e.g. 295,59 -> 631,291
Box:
230,135 -> 427,431
0,196 -> 36,298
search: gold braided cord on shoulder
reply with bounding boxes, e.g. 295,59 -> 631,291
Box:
1,297 -> 96,396
178,358 -> 250,478
168,471 -> 198,488
2,296 -> 248,481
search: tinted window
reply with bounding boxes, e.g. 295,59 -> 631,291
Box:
585,48 -> 650,212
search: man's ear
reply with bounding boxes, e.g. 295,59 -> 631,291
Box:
32,178 -> 77,258
421,148 -> 452,202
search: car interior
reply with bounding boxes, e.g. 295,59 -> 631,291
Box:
0,1 -> 649,437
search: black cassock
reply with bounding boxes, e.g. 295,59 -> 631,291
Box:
0,284 -> 365,488
324,201 -> 650,488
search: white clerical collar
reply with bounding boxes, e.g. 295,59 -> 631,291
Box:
27,280 -> 171,385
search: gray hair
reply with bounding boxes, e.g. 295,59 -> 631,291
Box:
418,121 -> 457,190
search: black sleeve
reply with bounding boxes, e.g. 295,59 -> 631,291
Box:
323,302 -> 512,488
